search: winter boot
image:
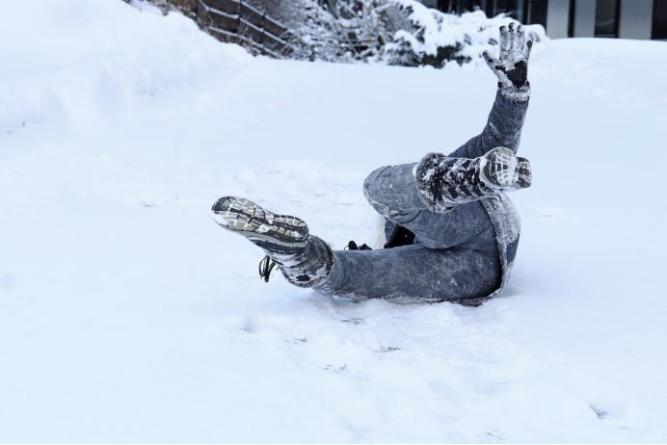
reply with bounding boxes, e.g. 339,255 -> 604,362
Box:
212,196 -> 333,287
415,146 -> 531,212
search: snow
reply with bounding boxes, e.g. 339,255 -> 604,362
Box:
1,0 -> 667,442
387,0 -> 546,62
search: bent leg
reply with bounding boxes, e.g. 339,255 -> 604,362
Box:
363,163 -> 496,249
362,163 -> 423,224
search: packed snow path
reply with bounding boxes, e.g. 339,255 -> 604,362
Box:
1,1 -> 666,442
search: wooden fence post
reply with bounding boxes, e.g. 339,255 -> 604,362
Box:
192,0 -> 308,59
196,0 -> 208,30
238,0 -> 243,46
261,11 -> 266,49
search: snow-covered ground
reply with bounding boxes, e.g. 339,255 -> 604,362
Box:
1,0 -> 667,442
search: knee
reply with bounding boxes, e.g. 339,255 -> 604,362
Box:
363,165 -> 395,216
362,164 -> 422,222
363,166 -> 387,204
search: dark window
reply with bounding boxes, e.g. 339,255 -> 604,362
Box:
462,0 -> 483,13
594,0 -> 620,37
477,0 -> 492,15
654,0 -> 667,39
436,0 -> 549,23
437,0 -> 488,13
496,0 -> 521,18
568,0 -> 577,37
473,0 -> 522,20
525,0 -> 548,26
437,0 -> 458,12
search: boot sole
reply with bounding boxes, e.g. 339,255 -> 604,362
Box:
481,147 -> 531,189
481,147 -> 517,187
211,197 -> 309,248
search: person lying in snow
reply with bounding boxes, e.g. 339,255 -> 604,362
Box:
212,24 -> 533,306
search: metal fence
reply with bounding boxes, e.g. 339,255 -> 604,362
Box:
196,0 -> 303,58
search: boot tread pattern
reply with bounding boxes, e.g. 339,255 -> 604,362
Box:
212,197 -> 309,247
416,147 -> 531,211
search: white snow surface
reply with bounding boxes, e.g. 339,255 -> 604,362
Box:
1,1 -> 667,442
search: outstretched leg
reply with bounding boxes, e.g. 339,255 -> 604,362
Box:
328,231 -> 500,304
212,196 -> 500,304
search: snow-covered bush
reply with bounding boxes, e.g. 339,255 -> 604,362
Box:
381,0 -> 546,68
144,0 -> 545,67
287,0 -> 393,62
287,0 -> 546,66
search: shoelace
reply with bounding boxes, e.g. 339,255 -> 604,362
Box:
258,255 -> 278,282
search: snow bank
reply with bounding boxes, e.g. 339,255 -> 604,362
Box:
0,0 -> 249,135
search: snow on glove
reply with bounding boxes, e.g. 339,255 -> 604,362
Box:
483,23 -> 533,100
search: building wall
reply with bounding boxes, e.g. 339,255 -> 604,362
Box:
424,0 -> 667,40
573,0 -> 596,37
618,0 -> 653,39
546,0 -> 569,38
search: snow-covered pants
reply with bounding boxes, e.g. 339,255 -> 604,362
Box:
286,88 -> 529,304
322,164 -> 502,303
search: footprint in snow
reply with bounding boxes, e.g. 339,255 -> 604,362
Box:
285,337 -> 308,344
376,346 -> 401,353
240,318 -> 257,334
0,274 -> 15,291
484,430 -> 505,442
340,318 -> 364,325
589,404 -> 610,419
324,364 -> 347,373
588,401 -> 648,431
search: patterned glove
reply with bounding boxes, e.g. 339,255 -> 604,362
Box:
483,23 -> 533,99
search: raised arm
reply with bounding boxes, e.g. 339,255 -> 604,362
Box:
449,23 -> 533,159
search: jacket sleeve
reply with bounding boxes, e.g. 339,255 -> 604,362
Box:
448,86 -> 530,159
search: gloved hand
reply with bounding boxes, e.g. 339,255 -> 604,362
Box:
483,23 -> 533,92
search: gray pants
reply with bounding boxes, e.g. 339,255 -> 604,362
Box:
280,89 -> 529,303
318,164 -> 501,303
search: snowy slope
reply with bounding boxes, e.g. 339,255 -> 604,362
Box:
1,1 -> 667,442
